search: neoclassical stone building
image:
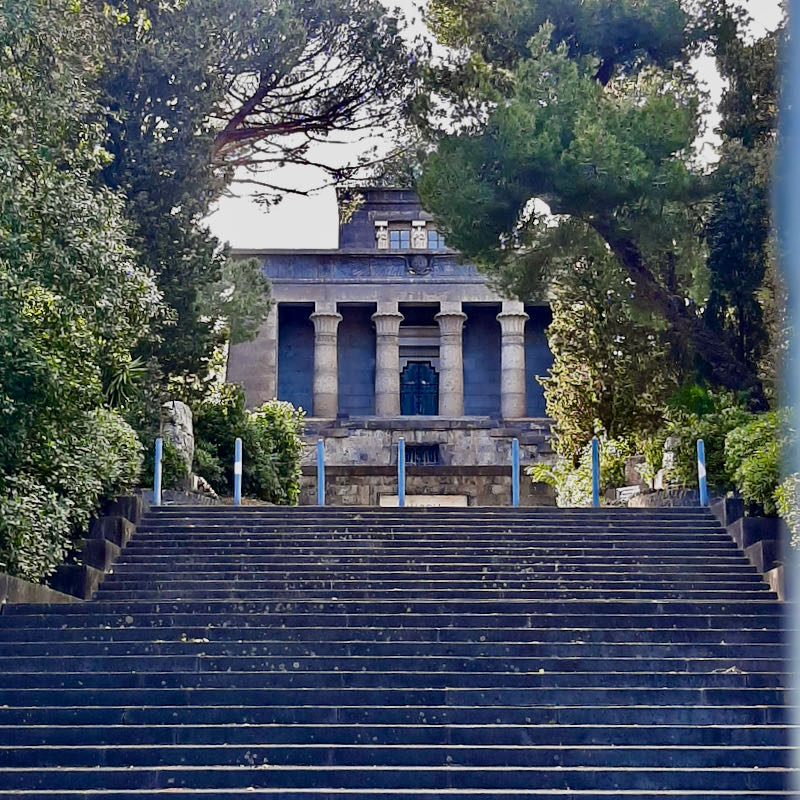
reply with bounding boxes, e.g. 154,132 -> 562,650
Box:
228,188 -> 555,505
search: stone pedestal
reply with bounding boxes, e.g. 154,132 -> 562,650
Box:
435,303 -> 467,417
372,302 -> 404,417
310,304 -> 342,418
497,300 -> 529,419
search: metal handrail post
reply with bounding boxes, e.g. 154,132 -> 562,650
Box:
398,437 -> 406,508
697,439 -> 709,506
233,437 -> 243,506
153,437 -> 163,507
591,437 -> 600,508
511,438 -> 520,507
317,439 -> 325,506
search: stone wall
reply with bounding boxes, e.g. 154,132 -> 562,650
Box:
300,465 -> 556,507
302,417 -> 553,469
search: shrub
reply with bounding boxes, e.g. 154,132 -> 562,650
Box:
192,385 -> 305,504
0,475 -> 72,583
724,411 -> 782,515
775,474 -> 800,549
0,409 -> 143,582
529,431 -> 634,507
656,392 -> 752,491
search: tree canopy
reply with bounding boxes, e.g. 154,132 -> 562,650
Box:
416,0 -> 776,407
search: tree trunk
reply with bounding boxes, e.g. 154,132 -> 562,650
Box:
592,220 -> 767,409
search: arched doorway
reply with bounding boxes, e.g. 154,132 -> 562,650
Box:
400,361 -> 439,415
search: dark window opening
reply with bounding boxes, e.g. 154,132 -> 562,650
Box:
406,444 -> 440,466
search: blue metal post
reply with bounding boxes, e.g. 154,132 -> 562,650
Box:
591,437 -> 600,508
697,439 -> 709,507
153,437 -> 163,507
398,437 -> 406,508
317,439 -> 325,506
233,437 -> 243,506
511,438 -> 520,507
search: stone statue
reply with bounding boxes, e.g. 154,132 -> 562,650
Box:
162,400 -> 194,476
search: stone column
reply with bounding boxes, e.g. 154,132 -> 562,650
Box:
309,302 -> 342,418
497,299 -> 529,419
435,301 -> 467,417
371,301 -> 404,416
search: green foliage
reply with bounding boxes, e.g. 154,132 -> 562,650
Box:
0,408 -> 143,582
192,385 -> 305,504
775,474 -> 800,549
539,233 -> 677,461
197,258 -> 273,347
657,392 -> 752,490
725,410 -> 790,516
0,0 -> 159,582
0,475 -> 71,583
529,431 -> 634,507
415,2 -> 771,402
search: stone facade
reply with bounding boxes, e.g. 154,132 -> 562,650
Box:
227,188 -> 556,506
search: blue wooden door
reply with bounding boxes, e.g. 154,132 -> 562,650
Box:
400,362 -> 439,415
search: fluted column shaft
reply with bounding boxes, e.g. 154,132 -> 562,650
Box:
310,304 -> 342,418
497,300 -> 529,419
435,302 -> 467,417
372,302 -> 404,417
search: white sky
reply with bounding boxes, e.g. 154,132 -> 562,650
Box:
205,0 -> 784,251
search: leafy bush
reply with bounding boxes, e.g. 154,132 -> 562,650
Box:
775,474 -> 800,549
192,384 -> 305,504
0,475 -> 72,583
0,409 -> 143,582
656,392 -> 752,490
529,431 -> 634,507
724,411 -> 782,514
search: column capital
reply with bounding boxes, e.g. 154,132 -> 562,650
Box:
371,309 -> 404,337
434,310 -> 467,335
310,310 -> 343,336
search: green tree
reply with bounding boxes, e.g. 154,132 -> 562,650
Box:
416,1 -> 766,405
704,17 -> 783,401
97,0 -> 416,393
537,232 -> 678,461
0,0 -> 160,580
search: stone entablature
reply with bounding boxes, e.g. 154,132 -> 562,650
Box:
232,250 -> 483,283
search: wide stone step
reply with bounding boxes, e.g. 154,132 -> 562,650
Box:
0,743 -> 791,769
101,573 -> 768,597
0,723 -> 790,747
0,655 -> 785,674
0,791 -> 792,800
0,764 -> 790,791
137,520 -> 727,541
0,636 -> 784,658
90,589 -> 776,602
107,562 -> 761,576
0,669 -> 787,690
0,686 -> 787,709
0,624 -> 783,644
0,703 -> 787,727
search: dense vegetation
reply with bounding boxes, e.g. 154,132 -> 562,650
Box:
409,0 -> 792,521
0,0 -> 417,581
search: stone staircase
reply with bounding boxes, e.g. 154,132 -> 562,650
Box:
0,505 -> 793,798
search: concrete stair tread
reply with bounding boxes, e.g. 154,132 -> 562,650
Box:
0,506 -> 791,793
